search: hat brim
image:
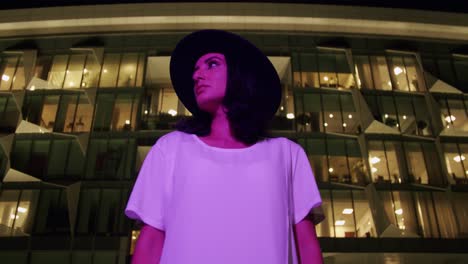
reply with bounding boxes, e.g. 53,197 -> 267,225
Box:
169,29 -> 281,119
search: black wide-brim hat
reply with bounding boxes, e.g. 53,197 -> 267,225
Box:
169,29 -> 281,119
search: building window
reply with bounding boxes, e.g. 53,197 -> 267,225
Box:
453,55 -> 468,93
22,90 -> 93,132
55,92 -> 93,132
0,189 -> 39,237
75,188 -> 131,235
0,55 -> 25,91
380,191 -> 419,236
10,136 -> 84,180
93,91 -> 140,132
379,190 -> 458,238
423,56 -> 460,89
435,95 -> 468,132
37,53 -> 145,89
355,55 -> 392,91
64,54 -> 87,88
453,192 -> 468,237
99,53 -> 145,88
316,190 -> 376,238
354,54 -> 425,92
0,94 -> 20,133
388,54 -> 425,92
364,93 -> 433,136
0,148 -> 7,180
442,143 -> 468,184
298,136 -> 367,185
368,139 -> 444,185
48,55 -> 69,88
30,252 -> 69,263
368,140 -> 404,183
85,138 -> 136,180
140,56 -> 190,130
33,188 -> 69,234
292,51 -> 354,89
294,90 -> 358,134
414,191 -> 458,238
403,141 -> 445,185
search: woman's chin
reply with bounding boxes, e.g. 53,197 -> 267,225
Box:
196,99 -> 223,114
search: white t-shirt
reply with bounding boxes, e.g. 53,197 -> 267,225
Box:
125,130 -> 322,264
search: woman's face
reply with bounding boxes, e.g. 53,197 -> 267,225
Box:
192,52 -> 227,114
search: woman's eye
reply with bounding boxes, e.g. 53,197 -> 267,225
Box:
208,61 -> 218,68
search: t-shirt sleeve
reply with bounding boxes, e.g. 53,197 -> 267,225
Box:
292,144 -> 323,225
125,144 -> 169,231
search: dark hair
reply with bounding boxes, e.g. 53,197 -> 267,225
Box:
174,51 -> 276,145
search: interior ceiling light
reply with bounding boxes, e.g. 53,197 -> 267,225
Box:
445,115 -> 456,123
394,67 -> 403,75
335,220 -> 346,226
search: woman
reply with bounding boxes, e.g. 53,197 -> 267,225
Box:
125,29 -> 323,263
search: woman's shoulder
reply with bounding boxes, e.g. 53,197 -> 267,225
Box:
154,130 -> 191,150
263,136 -> 301,151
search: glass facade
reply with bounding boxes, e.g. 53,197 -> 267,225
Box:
294,90 -> 358,133
316,189 -> 377,238
35,53 -> 145,89
364,92 -> 433,136
434,94 -> 468,132
354,53 -> 425,92
0,93 -> 20,133
367,139 -> 445,185
0,55 -> 25,91
293,50 -> 355,90
0,8 -> 467,264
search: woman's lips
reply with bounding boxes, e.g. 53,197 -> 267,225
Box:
196,85 -> 208,95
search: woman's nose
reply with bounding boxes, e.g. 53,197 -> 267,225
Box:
193,69 -> 205,82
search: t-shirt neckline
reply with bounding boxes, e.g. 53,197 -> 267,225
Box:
191,134 -> 261,152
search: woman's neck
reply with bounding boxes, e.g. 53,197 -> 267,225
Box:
200,108 -> 250,148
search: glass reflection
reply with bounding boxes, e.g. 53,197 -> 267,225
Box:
299,137 -> 367,184
118,53 -> 139,87
93,92 -> 139,132
443,143 -> 467,183
0,56 -> 24,91
85,138 -> 136,180
437,97 -> 468,132
452,192 -> 468,237
48,55 -> 68,88
332,191 -> 356,237
371,56 -> 392,90
295,91 -> 357,133
315,190 -> 376,238
364,94 -> 432,135
0,190 -> 39,237
99,54 -> 120,88
368,141 -> 403,183
293,51 -> 353,89
453,57 -> 468,93
0,94 -> 20,133
63,55 -> 86,89
380,191 -> 419,237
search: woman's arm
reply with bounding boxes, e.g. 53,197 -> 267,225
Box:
294,218 -> 323,264
132,224 -> 165,264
